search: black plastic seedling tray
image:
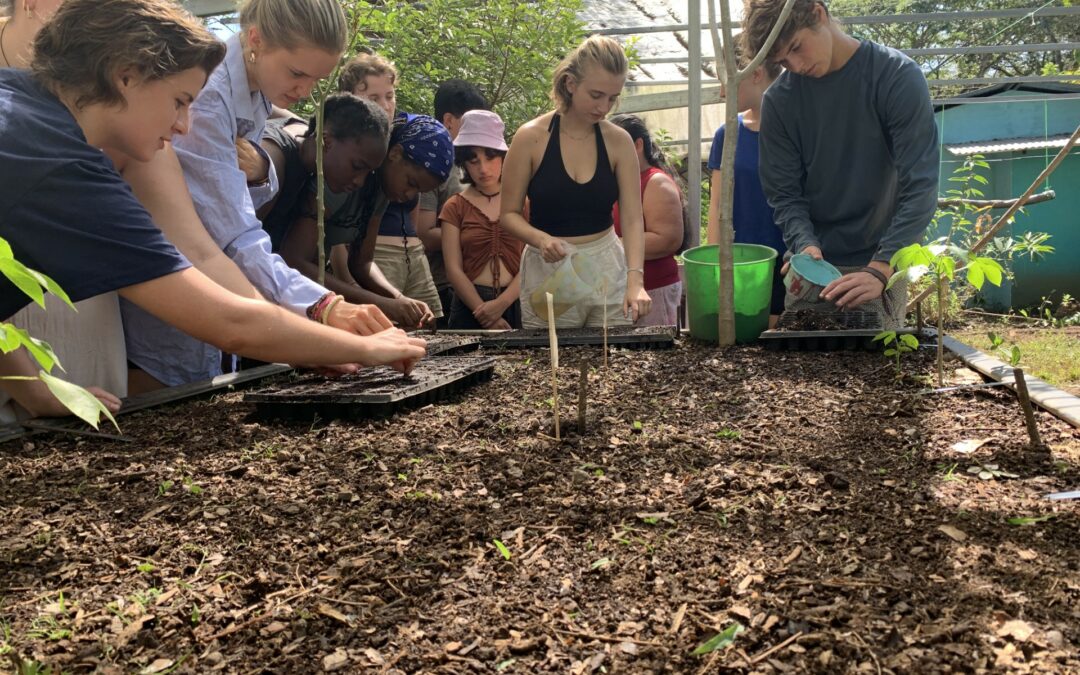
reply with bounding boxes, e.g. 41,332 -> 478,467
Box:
760,327 -> 935,352
478,325 -> 677,350
414,334 -> 482,356
245,356 -> 497,421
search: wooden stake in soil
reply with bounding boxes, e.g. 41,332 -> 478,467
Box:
546,292 -> 560,441
602,278 -> 609,369
936,276 -> 946,387
577,361 -> 587,433
1013,368 -> 1043,448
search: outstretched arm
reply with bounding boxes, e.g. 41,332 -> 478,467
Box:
121,143 -> 262,300
119,268 -> 425,373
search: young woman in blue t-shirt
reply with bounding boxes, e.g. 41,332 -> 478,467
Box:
0,0 -> 426,420
706,55 -> 786,327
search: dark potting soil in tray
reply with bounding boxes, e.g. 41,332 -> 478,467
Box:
244,356 -> 496,421
412,334 -> 481,356
776,309 -> 883,331
480,325 -> 677,350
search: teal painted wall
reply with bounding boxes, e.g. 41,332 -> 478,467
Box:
934,92 -> 1080,311
937,92 -> 1078,144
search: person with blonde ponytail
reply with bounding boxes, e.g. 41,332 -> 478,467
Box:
500,35 -> 651,329
121,0 -> 404,390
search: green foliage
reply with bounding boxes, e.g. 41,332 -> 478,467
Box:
889,241 -> 1005,292
0,235 -> 118,430
874,330 -> 920,376
829,1 -> 1078,82
492,538 -> 511,560
341,0 -> 587,133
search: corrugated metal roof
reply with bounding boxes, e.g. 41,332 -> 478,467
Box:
945,134 -> 1074,155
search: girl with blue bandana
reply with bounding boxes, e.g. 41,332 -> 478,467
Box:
287,113 -> 452,328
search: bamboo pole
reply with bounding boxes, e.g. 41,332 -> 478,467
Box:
937,189 -> 1055,209
546,292 -> 560,441
908,122 -> 1080,311
707,0 -> 798,345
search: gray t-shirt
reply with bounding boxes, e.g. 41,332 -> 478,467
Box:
758,40 -> 939,266
418,167 -> 463,286
321,177 -> 390,256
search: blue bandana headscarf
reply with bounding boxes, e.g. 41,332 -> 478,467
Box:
391,113 -> 453,182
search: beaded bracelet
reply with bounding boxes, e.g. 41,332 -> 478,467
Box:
306,292 -> 339,323
321,296 -> 344,325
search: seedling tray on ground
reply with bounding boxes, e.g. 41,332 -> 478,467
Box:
478,325 -> 677,350
245,356 -> 496,421
760,327 -> 935,352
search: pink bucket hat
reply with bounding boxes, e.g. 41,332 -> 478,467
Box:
453,109 -> 508,152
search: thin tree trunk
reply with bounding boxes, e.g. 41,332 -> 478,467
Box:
706,0 -> 798,345
316,101 -> 327,287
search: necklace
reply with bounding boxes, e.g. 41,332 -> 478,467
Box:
475,187 -> 500,201
0,20 -> 11,69
560,126 -> 592,142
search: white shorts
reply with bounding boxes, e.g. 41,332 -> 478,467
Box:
519,229 -> 630,329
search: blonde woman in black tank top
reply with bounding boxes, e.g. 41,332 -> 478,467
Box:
500,35 -> 651,327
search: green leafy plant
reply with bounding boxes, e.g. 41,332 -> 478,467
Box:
492,539 -> 511,561
0,236 -> 117,430
874,330 -> 920,377
890,240 -> 1005,386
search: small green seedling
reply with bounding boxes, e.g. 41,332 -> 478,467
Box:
493,539 -> 511,560
987,332 -> 1022,366
632,420 -> 643,432
590,557 -> 612,570
136,562 -> 155,574
716,428 -> 740,440
1007,514 -> 1057,526
157,480 -> 173,496
874,331 -> 920,377
966,463 -> 1018,480
182,477 -> 202,496
692,622 -> 744,655
938,462 -> 961,482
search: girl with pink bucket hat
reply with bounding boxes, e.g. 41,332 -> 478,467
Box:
439,110 -> 527,329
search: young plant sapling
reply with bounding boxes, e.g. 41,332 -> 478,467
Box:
873,330 -> 919,377
889,240 -> 1004,386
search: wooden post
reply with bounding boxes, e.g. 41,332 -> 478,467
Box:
577,361 -> 587,434
1013,368 -> 1043,448
546,292 -> 560,441
916,301 -> 924,332
602,278 -> 609,369
935,277 -> 946,386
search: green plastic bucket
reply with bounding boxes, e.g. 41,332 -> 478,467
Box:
682,243 -> 778,343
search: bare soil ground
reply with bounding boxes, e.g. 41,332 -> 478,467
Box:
2,341 -> 1079,674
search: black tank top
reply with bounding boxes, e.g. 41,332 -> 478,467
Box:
526,113 -> 619,237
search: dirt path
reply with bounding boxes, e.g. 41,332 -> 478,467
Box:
2,343 -> 1078,673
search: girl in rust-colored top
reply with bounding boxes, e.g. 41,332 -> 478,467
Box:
440,110 -> 526,329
